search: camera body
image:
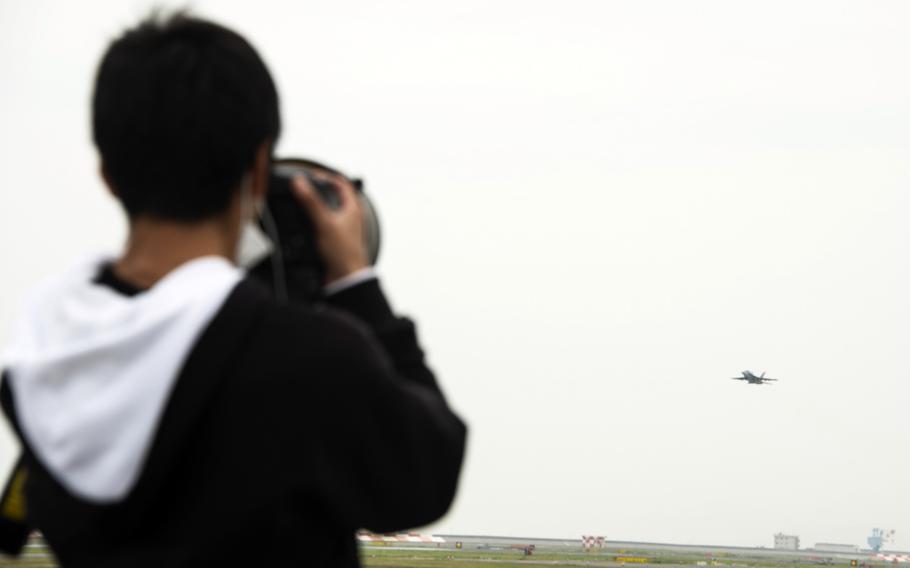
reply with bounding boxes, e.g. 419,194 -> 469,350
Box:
249,157 -> 381,304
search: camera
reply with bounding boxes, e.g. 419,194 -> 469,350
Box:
248,157 -> 381,304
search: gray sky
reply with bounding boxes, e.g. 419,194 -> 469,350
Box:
1,0 -> 909,549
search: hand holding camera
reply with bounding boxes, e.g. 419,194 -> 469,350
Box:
291,170 -> 369,285
250,158 -> 382,304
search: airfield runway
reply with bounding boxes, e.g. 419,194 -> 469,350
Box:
364,534 -> 907,565
424,534 -> 901,559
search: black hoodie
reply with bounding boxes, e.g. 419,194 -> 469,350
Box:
0,256 -> 466,567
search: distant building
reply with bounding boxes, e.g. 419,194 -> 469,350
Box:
813,543 -> 859,554
774,534 -> 800,550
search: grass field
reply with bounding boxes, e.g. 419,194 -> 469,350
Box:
361,548 -> 865,568
0,539 -> 877,568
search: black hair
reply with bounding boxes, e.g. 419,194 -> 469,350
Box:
92,11 -> 281,220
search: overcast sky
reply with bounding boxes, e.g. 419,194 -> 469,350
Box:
2,0 -> 909,549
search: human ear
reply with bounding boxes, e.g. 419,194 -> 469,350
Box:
99,160 -> 118,197
250,141 -> 271,202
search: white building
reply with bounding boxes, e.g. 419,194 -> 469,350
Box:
774,534 -> 800,550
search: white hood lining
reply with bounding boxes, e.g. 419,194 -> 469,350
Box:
2,255 -> 242,503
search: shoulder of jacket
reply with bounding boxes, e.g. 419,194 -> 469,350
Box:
236,279 -> 378,357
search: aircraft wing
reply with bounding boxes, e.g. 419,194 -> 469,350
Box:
762,378 -> 778,381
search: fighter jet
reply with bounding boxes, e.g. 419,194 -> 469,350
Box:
731,370 -> 777,385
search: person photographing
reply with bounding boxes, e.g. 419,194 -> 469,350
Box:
0,12 -> 466,568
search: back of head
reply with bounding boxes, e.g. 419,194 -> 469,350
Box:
92,11 -> 281,221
